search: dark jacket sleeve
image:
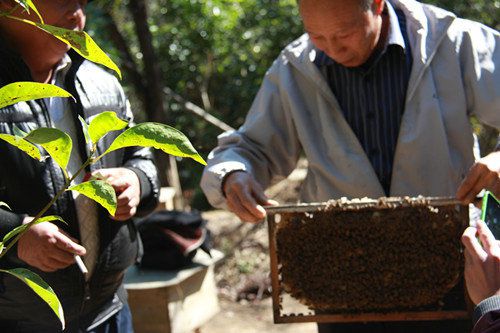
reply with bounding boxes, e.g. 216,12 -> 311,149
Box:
472,296 -> 500,333
0,208 -> 25,239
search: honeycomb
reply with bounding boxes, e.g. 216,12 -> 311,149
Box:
274,198 -> 468,313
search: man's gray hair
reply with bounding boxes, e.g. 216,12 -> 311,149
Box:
298,0 -> 375,11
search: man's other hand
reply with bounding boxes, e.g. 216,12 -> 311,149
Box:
462,220 -> 500,305
457,151 -> 500,204
92,168 -> 141,221
223,171 -> 278,223
18,217 -> 86,272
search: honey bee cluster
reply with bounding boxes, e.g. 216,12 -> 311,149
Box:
275,201 -> 468,313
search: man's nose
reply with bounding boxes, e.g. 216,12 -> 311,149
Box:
326,39 -> 347,58
65,1 -> 86,29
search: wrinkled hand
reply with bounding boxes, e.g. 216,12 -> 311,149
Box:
462,220 -> 500,305
223,171 -> 278,223
457,151 -> 500,204
18,217 -> 86,272
92,168 -> 141,221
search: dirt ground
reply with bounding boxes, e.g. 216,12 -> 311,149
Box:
202,298 -> 317,333
201,210 -> 317,333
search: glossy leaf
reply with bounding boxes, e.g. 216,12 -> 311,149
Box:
0,134 -> 41,161
104,123 -> 206,165
25,128 -> 72,170
78,115 -> 91,145
14,0 -> 44,23
7,17 -> 121,79
69,180 -> 117,216
0,268 -> 64,329
2,216 -> 66,246
0,82 -> 72,110
88,112 -> 128,144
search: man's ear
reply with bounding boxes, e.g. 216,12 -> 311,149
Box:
373,0 -> 385,15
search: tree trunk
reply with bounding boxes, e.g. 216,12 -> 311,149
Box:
126,0 -> 166,124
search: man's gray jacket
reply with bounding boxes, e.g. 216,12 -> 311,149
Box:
201,0 -> 500,207
0,43 -> 160,331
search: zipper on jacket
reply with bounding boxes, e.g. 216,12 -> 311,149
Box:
80,279 -> 91,315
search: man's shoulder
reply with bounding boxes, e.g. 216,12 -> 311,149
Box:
282,34 -> 312,58
269,33 -> 314,72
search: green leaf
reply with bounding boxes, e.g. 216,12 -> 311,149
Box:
104,123 -> 206,165
78,115 -> 91,145
88,112 -> 128,144
0,268 -> 64,330
0,134 -> 41,161
0,82 -> 72,109
2,216 -> 66,246
7,17 -> 122,79
14,0 -> 44,23
69,181 -> 117,216
25,128 -> 72,169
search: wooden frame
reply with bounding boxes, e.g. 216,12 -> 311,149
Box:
266,197 -> 470,324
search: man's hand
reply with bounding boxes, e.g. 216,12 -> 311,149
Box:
457,151 -> 500,204
92,168 -> 141,221
223,171 -> 278,223
462,220 -> 500,305
18,217 -> 86,272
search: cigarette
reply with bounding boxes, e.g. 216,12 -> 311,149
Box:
74,255 -> 88,275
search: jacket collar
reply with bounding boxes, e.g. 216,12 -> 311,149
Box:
391,0 -> 456,101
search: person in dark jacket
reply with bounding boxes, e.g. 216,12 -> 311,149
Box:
0,0 -> 160,332
462,220 -> 500,333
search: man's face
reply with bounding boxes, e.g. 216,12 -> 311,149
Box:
0,0 -> 87,54
33,0 -> 88,32
300,0 -> 383,67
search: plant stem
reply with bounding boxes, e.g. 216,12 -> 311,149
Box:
0,156 -> 93,259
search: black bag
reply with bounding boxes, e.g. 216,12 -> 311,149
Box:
135,210 -> 212,270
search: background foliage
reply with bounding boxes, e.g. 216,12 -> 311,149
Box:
85,0 -> 499,208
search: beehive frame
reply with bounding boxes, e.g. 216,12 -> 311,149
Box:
266,197 -> 471,324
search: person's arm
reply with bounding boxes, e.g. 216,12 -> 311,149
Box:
462,220 -> 500,332
0,208 -> 25,239
455,21 -> 500,203
200,58 -> 301,221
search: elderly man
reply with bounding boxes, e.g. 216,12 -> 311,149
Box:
201,0 -> 499,332
0,0 -> 159,332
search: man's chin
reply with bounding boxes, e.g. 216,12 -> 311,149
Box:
338,58 -> 363,68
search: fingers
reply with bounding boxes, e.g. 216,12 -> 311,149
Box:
461,226 -> 487,261
457,153 -> 500,203
92,168 -> 141,221
457,164 -> 482,203
111,186 -> 140,221
53,232 -> 86,256
227,194 -> 261,223
18,223 -> 87,272
477,220 -> 500,256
